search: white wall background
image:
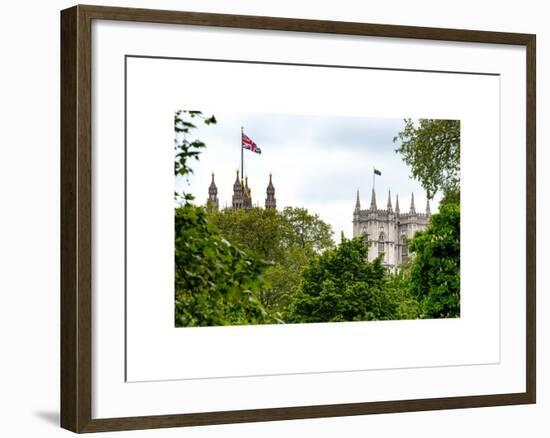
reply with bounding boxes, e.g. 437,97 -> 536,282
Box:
0,0 -> 546,436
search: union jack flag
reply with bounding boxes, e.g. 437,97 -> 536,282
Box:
242,132 -> 262,154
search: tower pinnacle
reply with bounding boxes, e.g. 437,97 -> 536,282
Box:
265,173 -> 276,209
395,194 -> 400,214
409,192 -> 416,214
232,170 -> 244,209
243,176 -> 252,209
355,189 -> 361,211
387,189 -> 393,212
370,188 -> 377,210
207,172 -> 219,209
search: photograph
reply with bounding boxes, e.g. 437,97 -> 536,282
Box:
54,4 -> 536,433
174,110 -> 461,327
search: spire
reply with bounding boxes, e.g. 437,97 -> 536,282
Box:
208,172 -> 217,193
409,192 -> 416,214
265,173 -> 276,209
395,194 -> 400,214
207,172 -> 219,209
426,197 -> 431,216
232,170 -> 244,209
354,189 -> 361,211
243,176 -> 252,208
370,188 -> 377,210
387,189 -> 393,212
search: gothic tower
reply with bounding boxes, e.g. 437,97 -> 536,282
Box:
207,172 -> 219,209
369,188 -> 377,210
243,176 -> 253,209
395,193 -> 400,214
265,173 -> 276,209
232,170 -> 244,209
352,188 -> 431,271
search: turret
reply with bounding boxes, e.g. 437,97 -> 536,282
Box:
370,188 -> 377,211
207,172 -> 219,209
387,189 -> 393,212
409,192 -> 416,214
243,176 -> 252,209
232,170 -> 244,209
354,189 -> 361,212
395,194 -> 400,215
265,173 -> 276,209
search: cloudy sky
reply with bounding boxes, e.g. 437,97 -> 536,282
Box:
175,111 -> 443,240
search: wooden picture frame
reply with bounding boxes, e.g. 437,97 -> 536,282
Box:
61,4 -> 536,433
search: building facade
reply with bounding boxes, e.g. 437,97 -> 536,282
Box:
353,189 -> 431,271
207,171 -> 276,210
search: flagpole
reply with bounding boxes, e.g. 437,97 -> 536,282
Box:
241,126 -> 244,180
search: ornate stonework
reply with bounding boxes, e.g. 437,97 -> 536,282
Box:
353,189 -> 431,270
208,171 -> 276,210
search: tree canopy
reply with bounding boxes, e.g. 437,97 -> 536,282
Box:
174,110 -> 217,203
207,206 -> 334,312
173,110 -> 461,327
174,204 -> 279,326
285,237 -> 397,323
174,111 -> 277,326
408,203 -> 461,318
394,118 -> 460,200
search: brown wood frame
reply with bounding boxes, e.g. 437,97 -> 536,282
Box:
60,4 -> 536,433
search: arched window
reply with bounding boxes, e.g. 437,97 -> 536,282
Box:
401,235 -> 408,264
378,232 -> 385,256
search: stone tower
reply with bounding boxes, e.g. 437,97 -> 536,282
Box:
243,176 -> 253,209
265,173 -> 276,209
352,189 -> 432,271
212,171 -> 276,210
231,170 -> 244,209
206,172 -> 219,209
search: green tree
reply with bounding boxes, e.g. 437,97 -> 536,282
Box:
384,270 -> 421,320
174,111 -> 279,327
280,207 -> 334,255
207,207 -> 287,262
207,206 -> 334,313
408,203 -> 460,318
394,118 -> 460,199
174,110 -> 217,203
285,237 -> 396,323
207,206 -> 334,263
174,204 -> 278,327
440,187 -> 460,206
261,246 -> 309,312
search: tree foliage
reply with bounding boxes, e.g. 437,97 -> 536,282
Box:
174,204 -> 279,327
207,207 -> 287,263
394,119 -> 460,199
174,110 -> 217,203
440,187 -> 460,207
384,270 -> 421,320
174,111 -> 278,327
408,203 -> 461,318
281,207 -> 334,255
207,206 -> 334,312
173,110 -> 461,327
285,237 -> 397,323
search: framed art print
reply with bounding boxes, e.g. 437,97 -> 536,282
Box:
60,5 -> 536,433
